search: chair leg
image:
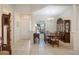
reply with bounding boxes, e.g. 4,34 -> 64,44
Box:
33,38 -> 36,44
56,41 -> 59,47
52,41 -> 54,47
38,39 -> 40,43
9,49 -> 12,55
57,41 -> 59,47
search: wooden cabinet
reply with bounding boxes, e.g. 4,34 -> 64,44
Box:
57,18 -> 70,43
64,20 -> 70,33
57,18 -> 64,41
64,20 -> 70,43
57,18 -> 63,32
2,13 -> 11,54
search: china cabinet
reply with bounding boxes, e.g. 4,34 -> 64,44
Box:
57,18 -> 70,43
57,18 -> 63,32
64,20 -> 70,43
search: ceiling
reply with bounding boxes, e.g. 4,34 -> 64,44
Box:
34,5 -> 72,16
11,4 -> 72,16
11,4 -> 47,14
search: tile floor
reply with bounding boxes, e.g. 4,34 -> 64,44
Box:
11,39 -> 79,55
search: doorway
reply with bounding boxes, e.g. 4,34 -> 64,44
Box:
35,21 -> 45,41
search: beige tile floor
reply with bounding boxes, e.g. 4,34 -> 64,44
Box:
11,39 -> 79,55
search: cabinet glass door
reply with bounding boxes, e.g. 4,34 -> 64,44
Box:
66,22 -> 69,32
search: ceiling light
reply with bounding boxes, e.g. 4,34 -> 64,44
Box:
47,17 -> 54,20
35,24 -> 37,27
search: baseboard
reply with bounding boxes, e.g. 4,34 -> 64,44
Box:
59,40 -> 72,49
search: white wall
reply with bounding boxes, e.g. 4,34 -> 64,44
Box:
0,5 -> 2,37
73,5 -> 79,50
45,19 -> 56,33
13,13 -> 32,43
14,12 -> 21,43
32,15 -> 57,33
19,14 -> 32,40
